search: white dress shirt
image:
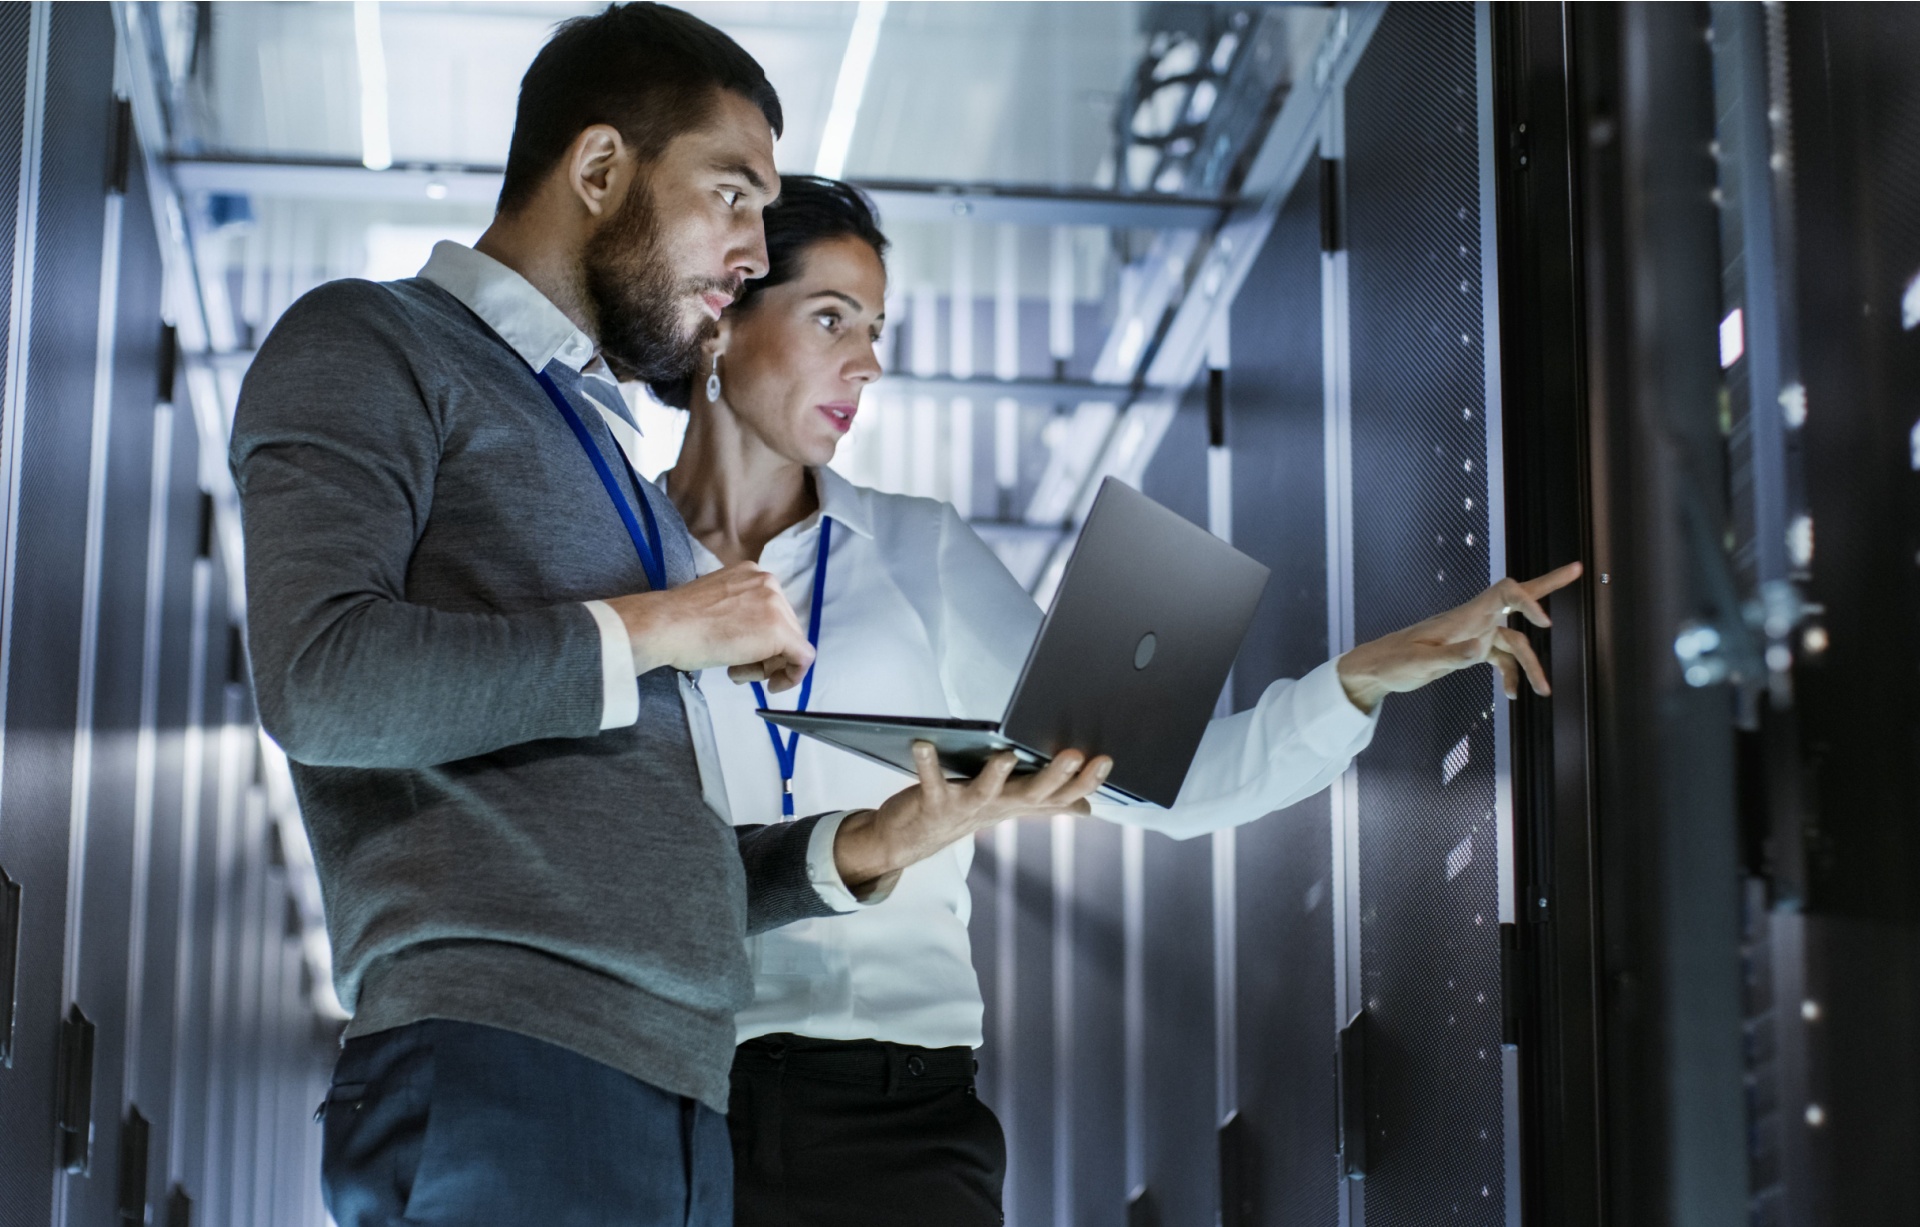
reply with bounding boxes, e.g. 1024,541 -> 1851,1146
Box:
414,241 -> 868,912
668,466 -> 1381,1049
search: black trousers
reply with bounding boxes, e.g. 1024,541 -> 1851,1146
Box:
728,1034 -> 1006,1227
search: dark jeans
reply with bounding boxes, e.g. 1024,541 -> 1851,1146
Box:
729,1033 -> 1006,1227
320,1019 -> 731,1227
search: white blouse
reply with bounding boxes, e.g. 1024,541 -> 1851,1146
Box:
684,466 -> 1379,1050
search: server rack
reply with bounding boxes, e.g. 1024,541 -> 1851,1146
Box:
1225,164 -> 1339,1227
0,6 -> 336,1225
1490,3 -> 1918,1225
0,5 -> 121,1217
974,6 -> 1522,1225
1775,5 -> 1920,1221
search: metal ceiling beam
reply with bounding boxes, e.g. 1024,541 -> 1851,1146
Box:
166,155 -> 1237,228
857,180 -> 1231,229
171,156 -> 505,206
874,374 -> 1128,404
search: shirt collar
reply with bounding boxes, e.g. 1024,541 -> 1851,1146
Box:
417,241 -> 598,374
811,466 -> 874,540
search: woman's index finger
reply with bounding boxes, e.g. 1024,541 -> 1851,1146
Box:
1520,560 -> 1585,601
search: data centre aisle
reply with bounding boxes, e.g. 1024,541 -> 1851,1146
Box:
968,5 -> 1519,1226
0,6 -> 335,1226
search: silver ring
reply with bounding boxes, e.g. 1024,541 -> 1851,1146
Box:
1500,604 -> 1512,616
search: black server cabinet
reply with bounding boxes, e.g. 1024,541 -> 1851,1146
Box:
1225,163 -> 1338,1227
1134,772 -> 1217,1227
1121,380 -> 1224,1227
169,556 -> 236,1219
0,4 -> 119,1221
1066,816 -> 1125,1227
130,397 -> 205,1216
0,3 -> 40,1211
1343,5 -> 1511,1224
1009,815 -> 1058,1227
1778,5 -> 1920,1221
65,106 -> 170,1227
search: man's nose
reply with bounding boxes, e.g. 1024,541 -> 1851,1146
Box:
730,221 -> 770,282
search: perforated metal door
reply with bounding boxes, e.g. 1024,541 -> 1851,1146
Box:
1344,4 -> 1511,1224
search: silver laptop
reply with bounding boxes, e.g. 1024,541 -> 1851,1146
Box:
759,478 -> 1270,808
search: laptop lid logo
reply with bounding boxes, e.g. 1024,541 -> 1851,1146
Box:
1133,632 -> 1157,670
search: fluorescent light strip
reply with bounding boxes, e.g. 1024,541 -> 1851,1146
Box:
814,0 -> 888,179
354,0 -> 392,171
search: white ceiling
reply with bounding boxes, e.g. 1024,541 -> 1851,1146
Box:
192,1 -> 1145,186
177,1 -> 1321,567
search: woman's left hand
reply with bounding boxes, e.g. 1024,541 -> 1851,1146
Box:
1334,561 -> 1585,713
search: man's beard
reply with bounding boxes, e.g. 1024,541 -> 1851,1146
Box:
582,180 -> 737,384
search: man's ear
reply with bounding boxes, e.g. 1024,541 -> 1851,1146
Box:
564,123 -> 629,219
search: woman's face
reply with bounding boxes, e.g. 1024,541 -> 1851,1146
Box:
710,234 -> 886,467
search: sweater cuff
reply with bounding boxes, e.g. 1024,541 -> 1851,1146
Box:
583,600 -> 638,730
806,811 -> 896,910
1295,657 -> 1382,758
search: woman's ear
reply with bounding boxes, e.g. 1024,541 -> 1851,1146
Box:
708,314 -> 734,361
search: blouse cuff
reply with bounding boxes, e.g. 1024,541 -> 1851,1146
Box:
1293,657 -> 1383,758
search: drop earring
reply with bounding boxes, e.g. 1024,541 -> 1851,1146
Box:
705,355 -> 722,404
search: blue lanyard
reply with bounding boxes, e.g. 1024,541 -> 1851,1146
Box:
751,516 -> 833,818
534,368 -> 668,592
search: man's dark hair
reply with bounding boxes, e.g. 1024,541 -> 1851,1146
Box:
498,3 -> 783,215
649,175 -> 889,408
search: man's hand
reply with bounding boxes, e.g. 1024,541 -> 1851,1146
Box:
832,742 -> 1113,899
603,562 -> 815,692
1335,562 -> 1585,713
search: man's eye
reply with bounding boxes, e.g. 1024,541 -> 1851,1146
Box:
720,190 -> 741,207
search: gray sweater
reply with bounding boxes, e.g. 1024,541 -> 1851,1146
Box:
231,276 -> 837,1110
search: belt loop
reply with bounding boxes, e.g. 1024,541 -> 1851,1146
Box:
883,1043 -> 901,1098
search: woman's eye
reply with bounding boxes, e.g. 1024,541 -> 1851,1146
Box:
816,312 -> 842,331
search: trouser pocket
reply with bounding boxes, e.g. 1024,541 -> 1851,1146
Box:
319,1028 -> 434,1227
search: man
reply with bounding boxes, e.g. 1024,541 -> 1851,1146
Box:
230,6 -> 1105,1225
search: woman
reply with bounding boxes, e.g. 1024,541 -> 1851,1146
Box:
645,177 -> 1573,1226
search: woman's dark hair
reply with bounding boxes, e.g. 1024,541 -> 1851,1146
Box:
648,175 -> 889,408
498,3 -> 783,216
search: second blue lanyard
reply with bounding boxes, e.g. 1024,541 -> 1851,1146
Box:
751,516 -> 833,818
